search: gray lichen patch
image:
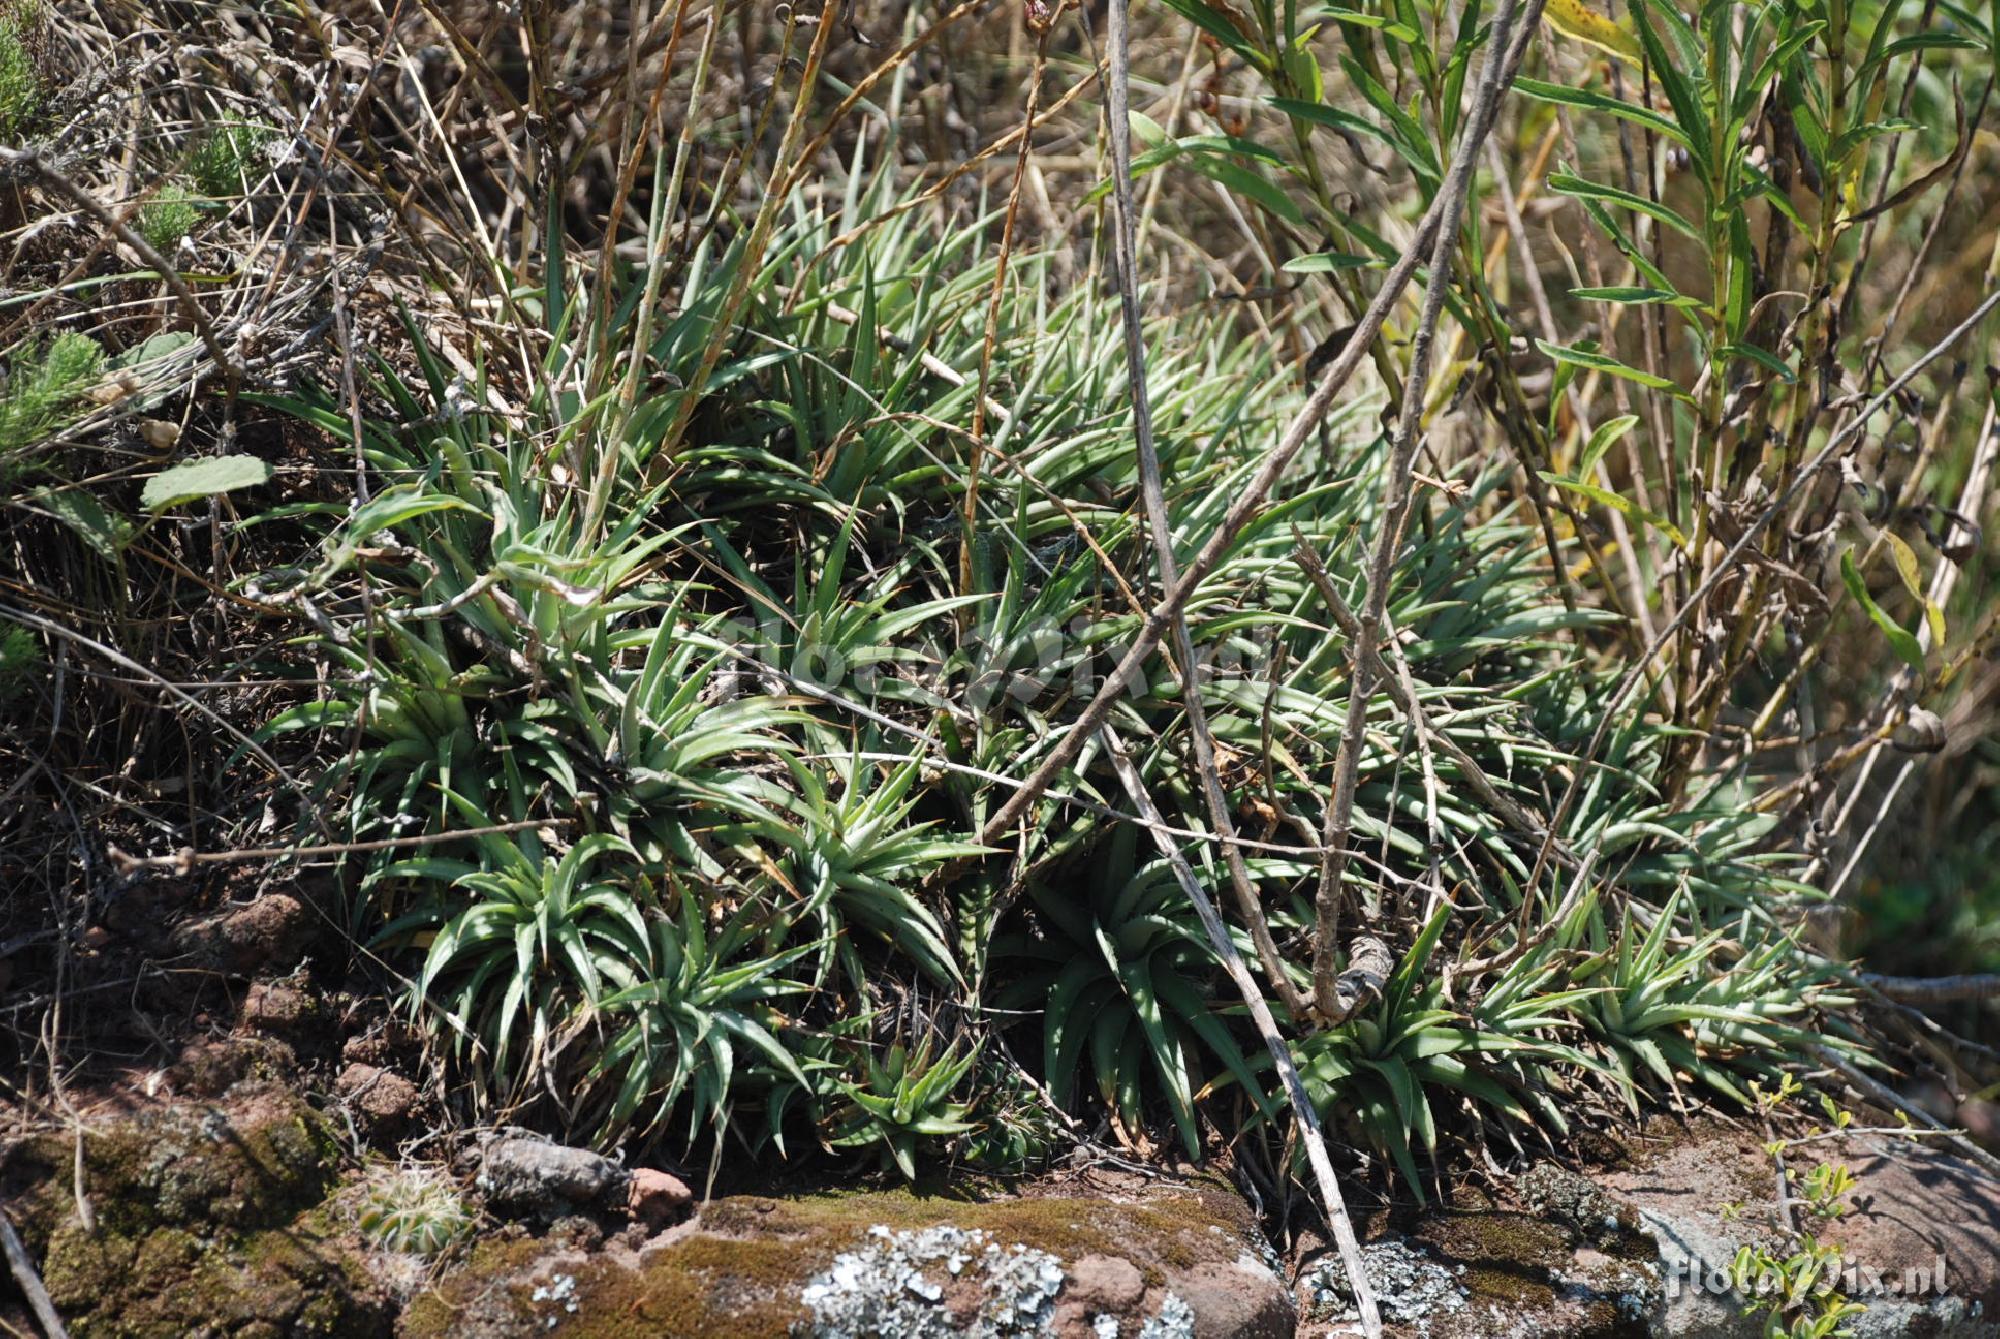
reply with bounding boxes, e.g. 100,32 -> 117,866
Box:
1519,1163 -> 1640,1243
1134,1291 -> 1196,1338
1301,1236 -> 1470,1329
797,1224 -> 1066,1337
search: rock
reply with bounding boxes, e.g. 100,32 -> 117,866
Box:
627,1167 -> 694,1229
546,1215 -> 607,1252
1297,1187 -> 1663,1338
1520,1161 -> 1640,1242
172,891 -> 312,975
1599,1123 -> 2000,1338
167,1035 -> 297,1097
101,878 -> 192,946
239,980 -> 314,1034
476,1134 -> 629,1220
1067,1253 -> 1146,1310
335,1062 -> 419,1135
340,1020 -> 417,1067
218,892 -> 312,971
0,1084 -> 388,1336
1172,1255 -> 1295,1338
404,1172 -> 1291,1338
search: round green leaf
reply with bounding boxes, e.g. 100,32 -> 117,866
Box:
141,454 -> 270,511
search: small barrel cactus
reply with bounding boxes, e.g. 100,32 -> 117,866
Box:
356,1169 -> 472,1257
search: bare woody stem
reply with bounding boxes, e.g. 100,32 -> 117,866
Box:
1313,0 -> 1541,1016
979,37 -> 1504,849
1523,287 -> 2000,903
1100,0 -> 1314,1022
1290,534 -> 1562,854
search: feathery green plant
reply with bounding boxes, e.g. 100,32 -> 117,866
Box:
137,183 -> 200,253
0,334 -> 104,459
188,121 -> 273,197
0,2 -> 39,138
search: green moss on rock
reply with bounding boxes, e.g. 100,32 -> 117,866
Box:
40,1214 -> 389,1338
6,1085 -> 338,1246
1406,1200 -> 1659,1338
3,1086 -> 385,1338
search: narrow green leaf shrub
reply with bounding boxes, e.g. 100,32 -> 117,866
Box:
255,181 -> 1864,1189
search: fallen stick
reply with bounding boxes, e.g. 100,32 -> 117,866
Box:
104,818 -> 576,875
0,1210 -> 68,1339
1099,731 -> 1382,1336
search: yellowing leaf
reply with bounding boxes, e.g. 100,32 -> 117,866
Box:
1881,530 -> 1924,601
1840,547 -> 1925,672
1882,531 -> 1948,649
1543,0 -> 1643,64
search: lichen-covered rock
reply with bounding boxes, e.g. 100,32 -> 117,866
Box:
798,1223 -> 1066,1336
39,1214 -> 391,1338
167,1035 -> 298,1098
402,1174 -> 1292,1338
1300,1236 -> 1470,1329
1301,1123 -> 2000,1337
3,1085 -> 338,1240
1519,1163 -> 1640,1243
1296,1186 -> 1662,1338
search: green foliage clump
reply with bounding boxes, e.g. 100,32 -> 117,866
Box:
138,182 -> 202,252
996,824 -> 1278,1159
189,121 -> 273,197
0,333 -> 104,455
0,621 -> 40,704
822,1038 -> 979,1181
249,142 -> 1872,1192
18,0 -> 2000,1239
0,4 -> 40,138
